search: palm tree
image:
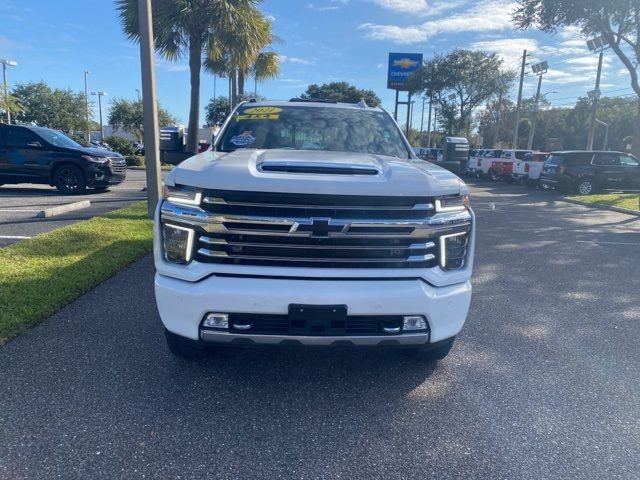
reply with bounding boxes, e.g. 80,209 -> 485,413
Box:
116,0 -> 263,153
204,8 -> 278,108
0,92 -> 22,123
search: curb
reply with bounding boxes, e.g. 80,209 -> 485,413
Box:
562,197 -> 640,217
35,200 -> 91,218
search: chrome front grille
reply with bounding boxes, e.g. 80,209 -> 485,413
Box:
108,157 -> 127,175
161,190 -> 472,269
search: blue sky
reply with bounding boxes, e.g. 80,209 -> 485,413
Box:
0,0 -> 634,126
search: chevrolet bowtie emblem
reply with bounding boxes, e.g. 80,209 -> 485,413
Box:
290,218 -> 346,237
393,58 -> 419,69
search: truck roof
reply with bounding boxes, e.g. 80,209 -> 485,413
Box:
239,99 -> 384,112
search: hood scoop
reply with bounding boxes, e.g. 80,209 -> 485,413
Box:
257,160 -> 381,176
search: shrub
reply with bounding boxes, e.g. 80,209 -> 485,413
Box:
104,135 -> 136,156
125,155 -> 145,167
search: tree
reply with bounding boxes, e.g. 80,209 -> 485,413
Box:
12,81 -> 90,133
512,0 -> 640,153
108,97 -> 177,140
0,91 -> 23,122
300,82 -> 381,106
203,10 -> 278,108
117,0 -> 264,153
409,50 -> 509,137
204,96 -> 230,126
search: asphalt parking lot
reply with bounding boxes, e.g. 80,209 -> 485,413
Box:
1,183 -> 639,479
0,170 -> 148,247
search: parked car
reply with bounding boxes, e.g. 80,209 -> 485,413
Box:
0,124 -> 126,194
467,149 -> 502,179
540,150 -> 640,194
155,99 -> 475,362
490,149 -> 533,182
511,151 -> 549,187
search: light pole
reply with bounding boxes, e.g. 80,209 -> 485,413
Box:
527,61 -> 549,150
419,97 -> 425,147
91,91 -> 107,141
595,119 -> 609,150
586,36 -> 610,150
135,89 -> 141,101
1,59 -> 18,124
84,70 -> 90,140
512,50 -> 528,148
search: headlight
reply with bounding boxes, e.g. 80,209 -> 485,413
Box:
435,195 -> 469,212
162,184 -> 202,206
439,231 -> 469,270
81,155 -> 109,164
162,223 -> 194,264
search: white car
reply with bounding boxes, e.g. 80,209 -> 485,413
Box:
154,100 -> 475,362
511,152 -> 550,186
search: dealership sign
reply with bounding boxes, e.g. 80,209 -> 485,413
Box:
387,52 -> 423,91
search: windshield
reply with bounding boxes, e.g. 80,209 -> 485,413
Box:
501,151 -> 511,158
217,105 -> 410,158
34,128 -> 82,148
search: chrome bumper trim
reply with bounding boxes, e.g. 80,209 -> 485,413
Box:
200,330 -> 429,346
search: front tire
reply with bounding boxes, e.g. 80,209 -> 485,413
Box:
54,165 -> 86,194
164,328 -> 206,360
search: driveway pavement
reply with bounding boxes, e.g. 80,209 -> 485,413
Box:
1,183 -> 639,479
0,170 -> 147,247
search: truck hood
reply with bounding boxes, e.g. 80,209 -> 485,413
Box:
167,149 -> 464,197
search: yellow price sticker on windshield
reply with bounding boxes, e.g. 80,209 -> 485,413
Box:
241,107 -> 282,115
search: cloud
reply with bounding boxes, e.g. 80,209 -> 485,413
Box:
280,55 -> 316,66
470,37 -> 538,64
306,3 -> 339,11
360,0 -> 517,44
370,0 -> 465,16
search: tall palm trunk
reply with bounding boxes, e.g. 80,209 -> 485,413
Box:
238,69 -> 245,101
230,68 -> 238,109
187,36 -> 202,153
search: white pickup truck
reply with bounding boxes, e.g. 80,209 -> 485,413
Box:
154,100 -> 475,362
511,152 -> 549,186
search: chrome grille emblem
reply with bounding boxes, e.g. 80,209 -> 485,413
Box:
289,218 -> 348,237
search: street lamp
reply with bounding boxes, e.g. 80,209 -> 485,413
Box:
527,61 -> 549,150
1,59 -> 18,124
135,88 -> 141,101
84,70 -> 90,141
586,36 -> 610,150
595,119 -> 610,150
91,91 -> 107,141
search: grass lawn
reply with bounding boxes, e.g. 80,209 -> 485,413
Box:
566,193 -> 640,212
0,201 -> 153,343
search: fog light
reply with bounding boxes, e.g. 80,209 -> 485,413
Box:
162,223 -> 194,264
203,313 -> 229,329
403,315 -> 427,331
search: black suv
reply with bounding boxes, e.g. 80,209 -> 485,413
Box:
0,124 -> 126,194
540,150 -> 640,194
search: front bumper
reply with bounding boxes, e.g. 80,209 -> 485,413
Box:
155,273 -> 472,346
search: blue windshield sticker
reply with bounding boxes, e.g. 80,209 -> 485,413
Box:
230,131 -> 256,146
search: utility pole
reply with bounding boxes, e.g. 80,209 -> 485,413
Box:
91,91 -> 107,141
138,0 -> 162,217
419,97 -> 425,146
1,59 -> 18,124
84,70 -> 90,140
426,96 -> 433,148
512,50 -> 527,149
405,93 -> 412,138
136,89 -> 141,101
527,61 -> 548,150
393,90 -> 399,121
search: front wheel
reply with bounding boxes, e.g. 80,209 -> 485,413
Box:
577,178 -> 595,195
54,165 -> 86,194
489,171 -> 502,182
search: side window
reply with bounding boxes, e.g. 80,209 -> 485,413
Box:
7,128 -> 41,148
515,151 -> 528,160
592,153 -> 619,166
619,155 -> 639,167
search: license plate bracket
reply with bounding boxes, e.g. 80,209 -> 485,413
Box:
288,304 -> 348,336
